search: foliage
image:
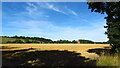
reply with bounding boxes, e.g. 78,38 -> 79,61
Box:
2,35 -> 108,44
79,39 -> 94,44
6,41 -> 13,43
3,35 -> 52,44
24,39 -> 32,43
95,41 -> 110,44
31,40 -> 40,43
1,36 -> 16,44
72,40 -> 77,43
87,2 -> 120,52
9,39 -> 24,43
53,40 -> 72,43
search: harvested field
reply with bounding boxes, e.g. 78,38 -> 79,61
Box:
1,44 -> 110,59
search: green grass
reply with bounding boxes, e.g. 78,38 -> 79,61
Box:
1,37 -> 16,44
96,54 -> 118,66
1,37 -> 41,44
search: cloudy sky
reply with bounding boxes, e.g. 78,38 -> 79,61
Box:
2,2 -> 108,42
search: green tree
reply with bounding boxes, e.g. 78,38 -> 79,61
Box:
79,39 -> 94,44
24,39 -> 32,43
72,40 -> 77,43
12,39 -> 24,43
6,41 -> 12,43
87,2 -> 120,52
13,35 -> 18,38
31,40 -> 39,43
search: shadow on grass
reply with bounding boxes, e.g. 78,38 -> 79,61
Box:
0,46 -> 18,49
87,48 -> 111,56
2,48 -> 35,55
2,49 -> 96,67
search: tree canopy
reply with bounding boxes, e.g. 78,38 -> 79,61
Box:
87,2 -> 120,52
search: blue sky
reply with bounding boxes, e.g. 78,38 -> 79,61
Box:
2,2 -> 108,42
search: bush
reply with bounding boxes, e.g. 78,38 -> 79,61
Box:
6,41 -> 12,43
24,39 -> 32,43
31,40 -> 39,43
12,39 -> 24,43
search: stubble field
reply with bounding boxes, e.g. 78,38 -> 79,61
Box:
2,44 -> 119,67
1,44 -> 110,59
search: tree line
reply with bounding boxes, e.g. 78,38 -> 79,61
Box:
1,35 -> 108,44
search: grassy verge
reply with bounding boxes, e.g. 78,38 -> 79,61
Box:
96,54 -> 118,66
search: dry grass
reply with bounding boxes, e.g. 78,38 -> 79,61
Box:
96,54 -> 118,66
1,44 -> 110,59
2,44 -> 119,66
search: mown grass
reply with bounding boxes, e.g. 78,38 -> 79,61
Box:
96,54 -> 118,66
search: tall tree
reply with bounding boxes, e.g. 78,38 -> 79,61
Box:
87,2 -> 120,52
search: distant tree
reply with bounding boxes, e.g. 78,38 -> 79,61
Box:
6,41 -> 12,43
87,2 -> 120,52
79,39 -> 94,44
3,36 -> 8,37
13,35 -> 18,38
24,39 -> 31,43
19,36 -> 25,39
12,39 -> 24,43
31,40 -> 39,43
54,40 -> 73,43
72,40 -> 77,43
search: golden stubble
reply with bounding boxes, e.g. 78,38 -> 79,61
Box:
1,44 -> 110,59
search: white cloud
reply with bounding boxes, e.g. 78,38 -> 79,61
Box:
6,20 -> 108,42
64,6 -> 78,16
26,3 -> 41,16
35,2 -> 67,15
26,2 -> 38,15
35,2 -> 78,16
45,3 -> 67,14
4,2 -> 108,42
14,2 -> 49,18
70,10 -> 78,16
